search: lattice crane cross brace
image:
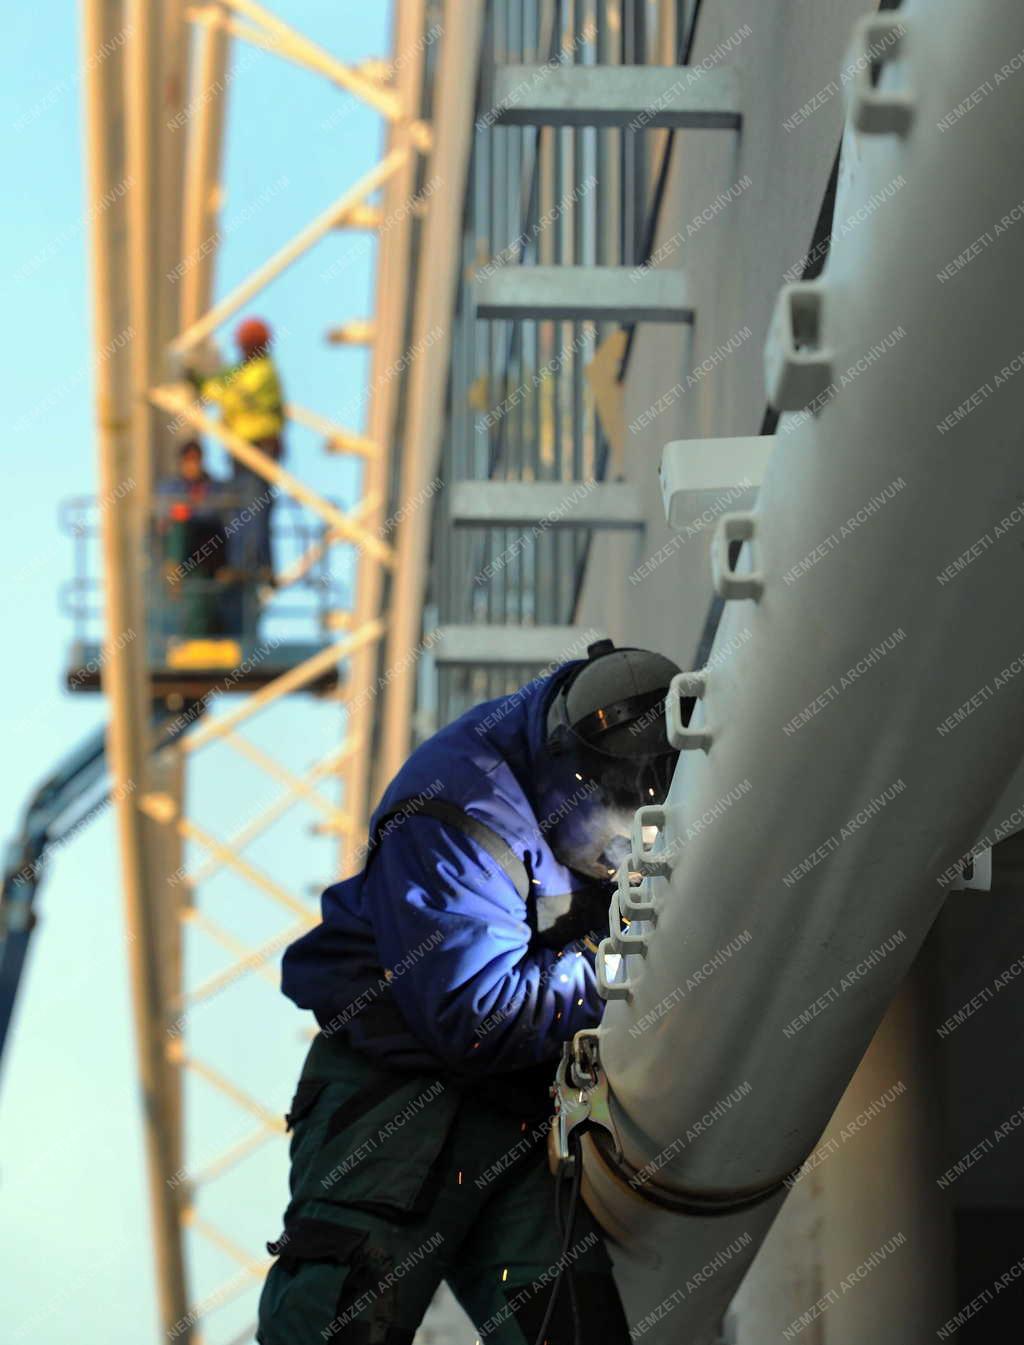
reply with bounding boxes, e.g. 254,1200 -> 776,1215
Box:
82,0 -> 440,1336
148,386 -> 395,566
168,146 -> 412,356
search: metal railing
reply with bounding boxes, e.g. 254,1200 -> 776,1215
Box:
59,494 -> 344,649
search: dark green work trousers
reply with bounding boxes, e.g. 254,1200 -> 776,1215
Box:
257,1033 -> 631,1344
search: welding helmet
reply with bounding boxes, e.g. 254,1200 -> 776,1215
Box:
536,639 -> 681,880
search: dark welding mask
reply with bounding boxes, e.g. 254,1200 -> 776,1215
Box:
536,639 -> 682,880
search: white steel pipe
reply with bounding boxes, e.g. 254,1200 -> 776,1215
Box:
585,2 -> 1024,1340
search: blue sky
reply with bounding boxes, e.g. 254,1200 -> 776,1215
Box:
0,5 -> 394,1340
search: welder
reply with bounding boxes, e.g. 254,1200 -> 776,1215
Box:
258,639 -> 681,1345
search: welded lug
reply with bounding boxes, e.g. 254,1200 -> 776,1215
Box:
631,803 -> 674,877
608,886 -> 652,956
846,13 -> 915,136
616,862 -> 659,921
948,845 -> 992,892
764,282 -> 833,412
711,511 -> 765,601
666,669 -> 712,751
596,937 -> 639,1000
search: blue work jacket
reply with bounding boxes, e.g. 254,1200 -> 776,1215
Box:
282,664 -> 610,1076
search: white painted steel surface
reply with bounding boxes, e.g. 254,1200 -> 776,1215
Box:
475,265 -> 693,323
659,435 -> 771,526
434,624 -> 606,667
492,63 -> 742,129
583,3 -> 1024,1339
450,481 -> 645,529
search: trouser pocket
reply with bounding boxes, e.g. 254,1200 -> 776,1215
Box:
259,1217 -> 414,1345
285,1037 -> 461,1221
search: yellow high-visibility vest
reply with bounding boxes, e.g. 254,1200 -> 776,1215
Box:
201,354 -> 284,442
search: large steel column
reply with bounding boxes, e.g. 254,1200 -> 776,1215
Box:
579,2 -> 1024,1339
83,1 -> 191,1335
376,0 -> 484,791
344,0 -> 427,857
820,949 -> 955,1342
728,945 -> 955,1343
180,10 -> 229,333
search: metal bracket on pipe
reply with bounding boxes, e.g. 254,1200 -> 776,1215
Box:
631,804 -> 674,876
764,281 -> 833,412
711,512 -> 764,601
552,1031 -> 623,1173
846,14 -> 915,136
659,435 -> 770,528
949,845 -> 992,892
616,863 -> 660,921
666,670 -> 712,751
596,937 -> 638,1000
608,886 -> 652,957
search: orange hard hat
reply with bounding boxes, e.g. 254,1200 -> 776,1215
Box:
235,316 -> 271,350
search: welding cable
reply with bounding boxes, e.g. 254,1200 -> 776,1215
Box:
533,1127 -> 585,1345
559,1127 -> 582,1345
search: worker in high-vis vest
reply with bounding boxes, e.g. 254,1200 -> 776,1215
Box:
257,640 -> 682,1345
192,316 -> 283,608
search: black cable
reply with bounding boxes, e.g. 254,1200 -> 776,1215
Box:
562,1134 -> 581,1345
552,1142 -> 580,1342
533,1128 -> 585,1345
618,0 -> 707,379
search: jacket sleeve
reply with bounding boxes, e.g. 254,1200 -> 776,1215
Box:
199,366 -> 238,404
365,814 -> 605,1074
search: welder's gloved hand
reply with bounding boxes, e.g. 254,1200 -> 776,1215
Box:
531,884 -> 612,951
364,815 -> 606,1075
545,796 -> 635,882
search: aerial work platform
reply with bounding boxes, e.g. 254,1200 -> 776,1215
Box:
63,638 -> 344,698
61,493 -> 349,698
